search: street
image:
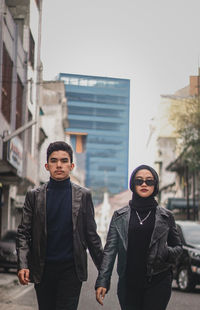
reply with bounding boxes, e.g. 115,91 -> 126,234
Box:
0,260 -> 199,310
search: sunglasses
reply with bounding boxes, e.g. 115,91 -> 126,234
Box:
134,179 -> 156,186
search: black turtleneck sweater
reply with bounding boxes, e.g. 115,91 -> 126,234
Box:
126,193 -> 158,292
46,177 -> 73,262
126,205 -> 156,290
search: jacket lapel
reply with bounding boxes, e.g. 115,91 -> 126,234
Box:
36,183 -> 47,235
149,206 -> 169,248
71,183 -> 82,231
112,206 -> 170,251
114,206 -> 131,250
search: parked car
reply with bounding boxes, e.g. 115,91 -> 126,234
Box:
0,230 -> 17,272
173,220 -> 200,291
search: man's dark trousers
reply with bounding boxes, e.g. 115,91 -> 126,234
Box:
35,260 -> 82,310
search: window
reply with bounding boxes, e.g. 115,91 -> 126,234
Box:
99,166 -> 116,172
68,134 -> 86,153
69,120 -> 120,131
69,106 -> 122,117
68,92 -> 126,105
16,76 -> 24,130
1,44 -> 13,123
27,110 -> 32,153
29,78 -> 33,104
29,31 -> 35,69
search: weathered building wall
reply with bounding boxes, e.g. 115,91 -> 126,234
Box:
0,0 -> 43,236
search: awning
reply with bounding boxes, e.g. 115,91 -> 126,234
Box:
0,159 -> 22,184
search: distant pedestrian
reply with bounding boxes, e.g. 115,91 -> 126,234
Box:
95,165 -> 182,310
16,141 -> 103,310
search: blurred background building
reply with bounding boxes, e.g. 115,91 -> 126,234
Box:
95,190 -> 132,245
58,73 -> 130,204
149,71 -> 200,220
38,80 -> 83,185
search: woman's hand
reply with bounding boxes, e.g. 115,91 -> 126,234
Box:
96,287 -> 107,305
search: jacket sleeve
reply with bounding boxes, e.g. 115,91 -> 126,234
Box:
85,191 -> 103,270
166,213 -> 183,263
16,191 -> 33,271
95,213 -> 119,292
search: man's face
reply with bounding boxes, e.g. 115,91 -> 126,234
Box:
45,150 -> 74,181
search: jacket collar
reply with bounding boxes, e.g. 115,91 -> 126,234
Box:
114,205 -> 131,250
113,205 -> 170,250
115,205 -> 130,215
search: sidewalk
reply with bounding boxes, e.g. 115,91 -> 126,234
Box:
0,272 -> 19,303
0,272 -> 35,310
0,303 -> 34,310
0,272 -> 17,286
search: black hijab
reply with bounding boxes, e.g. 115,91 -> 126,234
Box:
129,164 -> 159,209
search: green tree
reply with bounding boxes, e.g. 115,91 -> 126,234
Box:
169,95 -> 200,170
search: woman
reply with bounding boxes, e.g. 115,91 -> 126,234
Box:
95,165 -> 182,310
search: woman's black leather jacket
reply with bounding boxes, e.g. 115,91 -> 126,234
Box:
95,205 -> 182,291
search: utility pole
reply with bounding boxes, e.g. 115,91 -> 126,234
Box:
185,163 -> 190,220
192,171 -> 196,221
0,183 -> 2,238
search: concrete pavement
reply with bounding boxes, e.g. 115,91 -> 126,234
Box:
1,264 -> 199,310
0,271 -> 36,310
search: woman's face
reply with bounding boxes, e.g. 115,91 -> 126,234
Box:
135,169 -> 155,198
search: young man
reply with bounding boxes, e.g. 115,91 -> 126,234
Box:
16,141 -> 103,310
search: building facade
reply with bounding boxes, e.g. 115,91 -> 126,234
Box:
39,81 -> 68,183
151,71 -> 200,220
58,73 -> 130,204
0,0 -> 43,236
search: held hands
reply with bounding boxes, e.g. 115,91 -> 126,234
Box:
18,269 -> 30,285
96,287 -> 107,306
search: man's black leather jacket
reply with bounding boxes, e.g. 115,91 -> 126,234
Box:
16,182 -> 103,284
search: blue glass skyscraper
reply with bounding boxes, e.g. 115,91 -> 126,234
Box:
58,73 -> 130,204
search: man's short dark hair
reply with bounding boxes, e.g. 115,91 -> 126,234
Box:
46,141 -> 73,163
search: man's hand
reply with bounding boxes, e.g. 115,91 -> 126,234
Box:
96,287 -> 107,306
18,269 -> 30,285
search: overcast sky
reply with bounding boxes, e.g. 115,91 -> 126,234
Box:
41,0 -> 200,172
